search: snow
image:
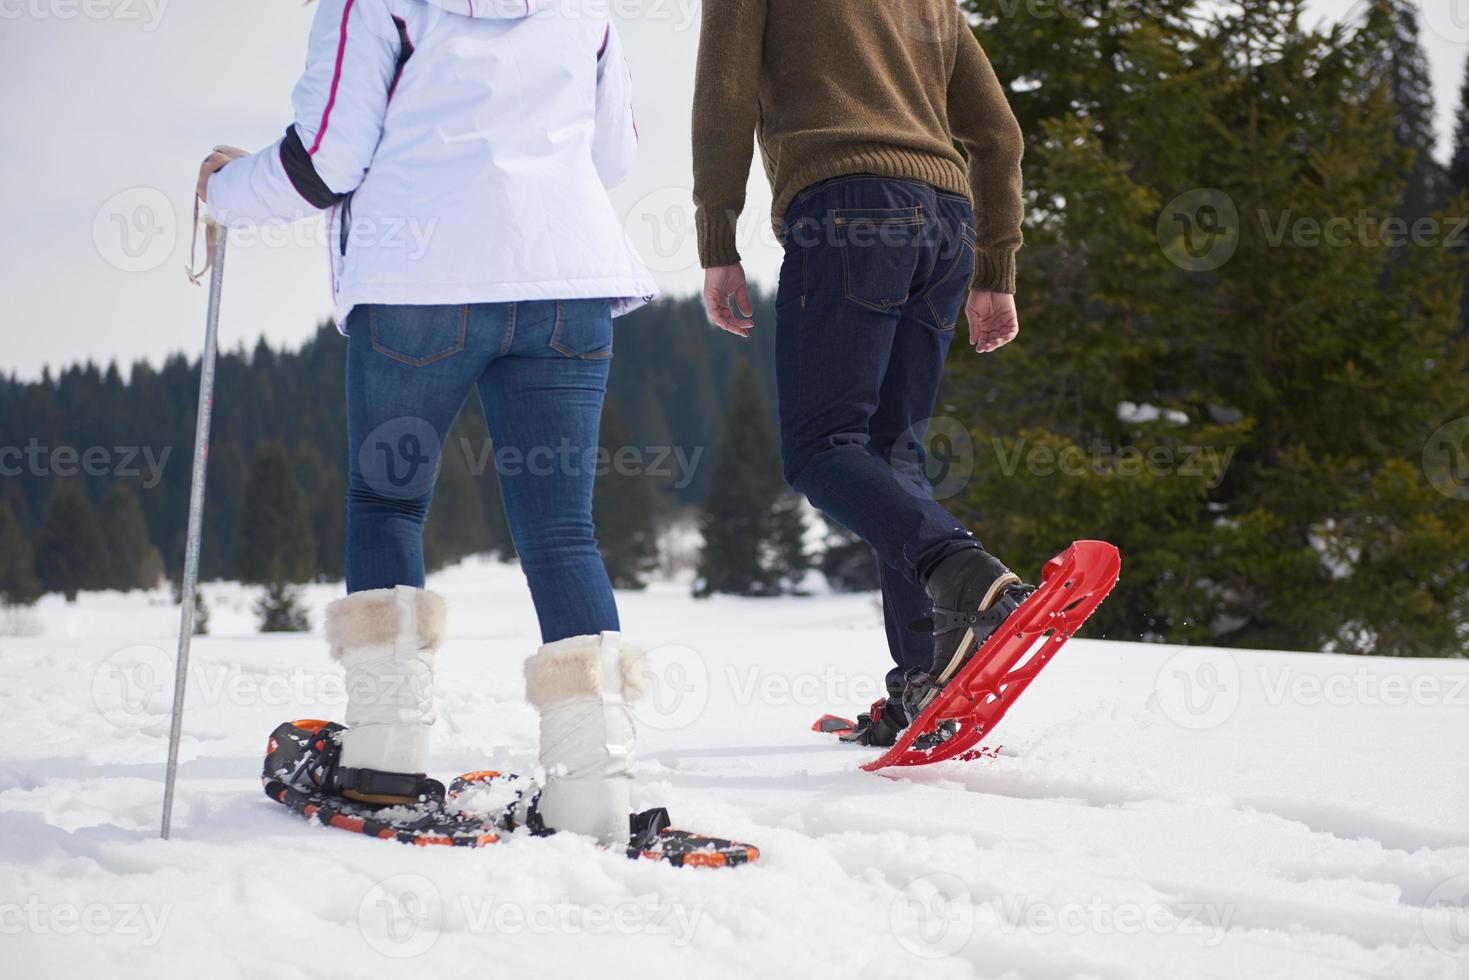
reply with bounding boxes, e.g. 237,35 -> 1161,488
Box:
1117,401 -> 1190,426
3,557 -> 1468,979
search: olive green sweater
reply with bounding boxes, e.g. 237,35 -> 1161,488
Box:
691,0 -> 1025,293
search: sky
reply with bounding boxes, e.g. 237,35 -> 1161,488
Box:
0,0 -> 1465,380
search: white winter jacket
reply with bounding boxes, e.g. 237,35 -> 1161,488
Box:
205,0 -> 657,329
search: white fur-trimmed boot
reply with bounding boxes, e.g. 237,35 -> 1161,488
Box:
324,586 -> 446,804
523,631 -> 646,845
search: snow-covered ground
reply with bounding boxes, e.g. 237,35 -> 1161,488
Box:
3,557 -> 1467,979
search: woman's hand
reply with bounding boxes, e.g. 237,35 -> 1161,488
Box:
196,145 -> 247,204
965,290 -> 1020,353
187,145 -> 246,284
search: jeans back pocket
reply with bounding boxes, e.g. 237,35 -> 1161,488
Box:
921,224 -> 977,331
369,304 -> 468,367
834,206 -> 924,311
548,300 -> 614,359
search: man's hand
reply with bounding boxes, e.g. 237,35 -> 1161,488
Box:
196,145 -> 247,204
703,264 -> 754,338
965,290 -> 1020,353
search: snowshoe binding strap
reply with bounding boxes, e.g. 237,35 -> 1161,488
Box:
839,698 -> 906,747
628,807 -> 673,853
909,583 -> 1037,636
262,718 -> 443,807
329,766 -> 445,807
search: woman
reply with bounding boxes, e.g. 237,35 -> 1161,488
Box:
197,0 -> 657,844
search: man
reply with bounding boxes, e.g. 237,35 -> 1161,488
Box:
693,0 -> 1031,745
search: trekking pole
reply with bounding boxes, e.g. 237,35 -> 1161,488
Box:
161,230 -> 228,840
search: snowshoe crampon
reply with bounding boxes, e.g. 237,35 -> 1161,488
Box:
261,720 -> 759,866
861,540 -> 1120,772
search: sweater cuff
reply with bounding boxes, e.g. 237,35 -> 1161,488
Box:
970,248 -> 1017,294
696,209 -> 742,268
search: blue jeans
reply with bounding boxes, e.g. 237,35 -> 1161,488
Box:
345,299 -> 619,643
776,176 -> 980,680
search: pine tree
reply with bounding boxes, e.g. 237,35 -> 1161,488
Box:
767,491 -> 810,593
293,441 -> 346,581
819,515 -> 879,593
594,403 -> 659,589
952,0 -> 1469,654
98,483 -> 150,590
424,415 -> 491,572
1365,0 -> 1449,219
695,361 -> 805,597
0,502 -> 43,606
1449,52 -> 1469,193
36,484 -> 108,602
255,579 -> 310,632
235,440 -> 317,586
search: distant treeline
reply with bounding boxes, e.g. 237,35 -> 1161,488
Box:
0,291 -> 787,601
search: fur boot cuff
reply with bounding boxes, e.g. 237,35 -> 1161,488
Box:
523,633 -> 648,708
325,586 -> 447,658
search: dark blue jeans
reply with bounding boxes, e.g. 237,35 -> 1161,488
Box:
776,176 -> 980,681
345,299 -> 619,643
